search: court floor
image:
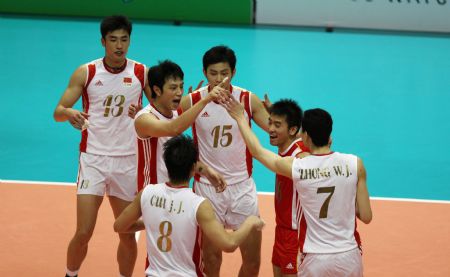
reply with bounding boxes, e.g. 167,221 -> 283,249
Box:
1,182 -> 449,276
1,15 -> 450,276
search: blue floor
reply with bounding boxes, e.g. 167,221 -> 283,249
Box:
1,15 -> 449,200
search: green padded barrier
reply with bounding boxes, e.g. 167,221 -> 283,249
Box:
0,0 -> 253,24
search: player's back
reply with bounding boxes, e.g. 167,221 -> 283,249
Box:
292,152 -> 360,254
140,183 -> 205,277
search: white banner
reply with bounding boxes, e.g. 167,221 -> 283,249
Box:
256,0 -> 450,33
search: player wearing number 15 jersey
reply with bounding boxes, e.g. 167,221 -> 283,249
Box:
114,135 -> 265,277
223,102 -> 373,277
54,15 -> 151,277
180,45 -> 270,277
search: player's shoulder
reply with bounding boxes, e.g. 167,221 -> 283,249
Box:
136,104 -> 157,119
126,58 -> 145,66
334,151 -> 358,159
190,86 -> 209,99
84,58 -> 103,67
232,85 -> 253,94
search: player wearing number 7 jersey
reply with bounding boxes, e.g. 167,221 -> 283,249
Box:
53,15 -> 151,277
114,135 -> 265,277
223,99 -> 373,277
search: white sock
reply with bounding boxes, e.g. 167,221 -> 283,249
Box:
66,268 -> 79,277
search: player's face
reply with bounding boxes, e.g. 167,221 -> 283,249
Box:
102,29 -> 130,64
160,77 -> 184,110
268,114 -> 290,147
204,62 -> 235,88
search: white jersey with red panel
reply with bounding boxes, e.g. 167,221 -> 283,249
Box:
292,152 -> 361,254
141,183 -> 205,277
81,58 -> 146,156
275,139 -> 308,230
135,104 -> 182,191
190,85 -> 253,185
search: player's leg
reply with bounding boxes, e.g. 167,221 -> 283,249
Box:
108,154 -> 139,277
67,153 -> 106,274
333,248 -> 363,277
202,231 -> 224,277
109,196 -> 137,277
272,226 -> 299,277
238,228 -> 262,277
194,180 -> 228,277
228,178 -> 262,277
66,194 -> 103,272
273,265 -> 297,277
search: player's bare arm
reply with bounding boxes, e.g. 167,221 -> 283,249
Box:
197,200 -> 264,253
355,158 -> 373,224
135,86 -> 229,138
53,65 -> 90,129
250,93 -> 270,132
195,161 -> 227,193
114,191 -> 145,233
223,96 -> 294,178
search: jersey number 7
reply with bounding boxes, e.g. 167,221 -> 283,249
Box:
317,186 -> 335,219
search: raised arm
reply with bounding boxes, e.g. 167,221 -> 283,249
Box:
142,67 -> 152,102
355,158 -> 372,224
53,65 -> 90,129
113,191 -> 145,233
197,200 -> 264,252
250,93 -> 270,132
223,97 -> 293,178
135,85 -> 228,138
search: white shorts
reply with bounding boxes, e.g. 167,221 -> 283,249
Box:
299,248 -> 363,277
194,177 -> 259,230
77,152 -> 137,202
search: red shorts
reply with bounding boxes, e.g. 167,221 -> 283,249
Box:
272,225 -> 300,274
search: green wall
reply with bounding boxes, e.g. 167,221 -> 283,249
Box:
0,0 -> 253,24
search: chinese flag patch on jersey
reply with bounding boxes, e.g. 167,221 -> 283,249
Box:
123,77 -> 132,86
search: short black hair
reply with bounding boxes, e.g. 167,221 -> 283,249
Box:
203,45 -> 236,71
163,135 -> 198,183
302,108 -> 333,147
100,15 -> 132,39
148,60 -> 184,99
269,99 -> 303,135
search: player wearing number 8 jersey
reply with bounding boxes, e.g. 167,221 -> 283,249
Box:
114,135 -> 265,277
54,15 -> 151,277
223,100 -> 373,277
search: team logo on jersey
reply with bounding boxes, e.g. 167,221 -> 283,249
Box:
95,80 -> 103,86
201,111 -> 210,117
123,77 -> 132,86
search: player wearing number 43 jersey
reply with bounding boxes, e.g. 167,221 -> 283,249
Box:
114,135 -> 265,277
223,100 -> 373,277
54,15 -> 151,277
